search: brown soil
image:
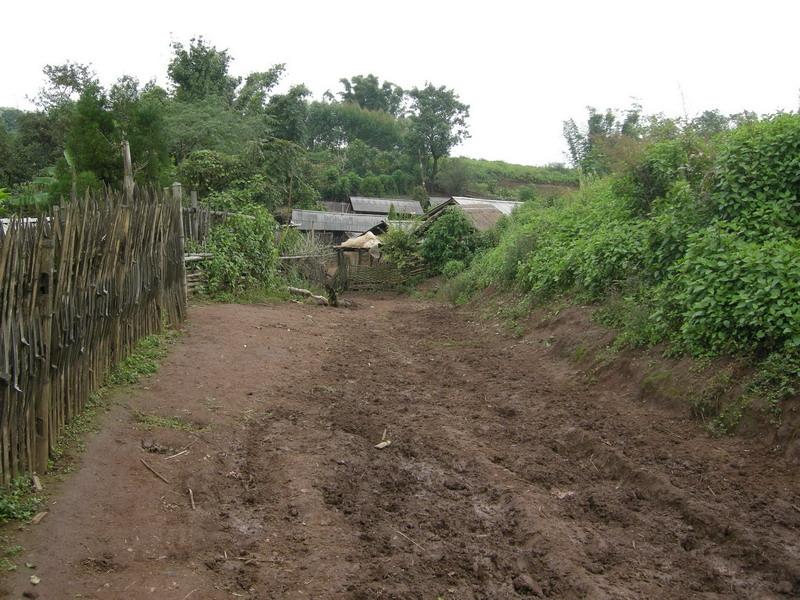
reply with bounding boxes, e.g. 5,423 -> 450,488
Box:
2,296 -> 799,599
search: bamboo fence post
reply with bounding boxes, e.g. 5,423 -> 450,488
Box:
190,190 -> 198,243
122,140 -> 134,205
172,182 -> 188,304
35,235 -> 54,474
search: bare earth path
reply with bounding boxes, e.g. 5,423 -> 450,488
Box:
2,296 -> 799,599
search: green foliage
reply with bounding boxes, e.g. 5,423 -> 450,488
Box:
339,74 -> 405,116
455,112 -> 800,433
407,84 -> 470,187
267,85 -> 311,143
713,114 -> 800,236
442,259 -> 466,278
460,157 -> 578,187
108,334 -> 172,385
435,157 -> 473,195
177,149 -> 240,195
421,207 -> 478,273
204,206 -> 279,294
168,37 -> 240,104
0,478 -> 42,524
380,227 -> 420,271
668,228 -> 800,354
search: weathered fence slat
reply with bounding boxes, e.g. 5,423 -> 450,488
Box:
0,187 -> 186,482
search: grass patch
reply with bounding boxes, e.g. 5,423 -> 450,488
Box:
0,539 -> 25,572
0,478 -> 42,524
108,332 -> 176,385
134,412 -> 205,433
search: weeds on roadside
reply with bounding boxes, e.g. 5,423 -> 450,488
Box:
0,478 -> 42,524
134,412 -> 206,433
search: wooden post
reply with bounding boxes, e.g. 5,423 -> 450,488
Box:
172,182 -> 188,306
190,190 -> 198,243
35,237 -> 54,474
122,140 -> 134,205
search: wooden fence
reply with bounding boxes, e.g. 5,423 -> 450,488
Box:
0,187 -> 186,482
180,190 -> 250,246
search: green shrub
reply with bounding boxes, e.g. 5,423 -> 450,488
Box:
421,208 -> 478,273
204,205 -> 279,294
442,259 -> 465,278
669,227 -> 800,354
713,114 -> 800,236
380,227 -> 420,272
0,477 -> 42,523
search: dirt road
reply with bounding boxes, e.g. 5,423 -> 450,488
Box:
3,296 -> 799,599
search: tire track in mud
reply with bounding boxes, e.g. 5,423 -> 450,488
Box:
247,299 -> 799,599
127,299 -> 799,599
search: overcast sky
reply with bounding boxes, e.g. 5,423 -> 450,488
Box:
2,0 -> 798,165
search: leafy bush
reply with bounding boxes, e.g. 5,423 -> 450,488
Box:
454,113 -> 800,373
177,149 -> 240,195
442,259 -> 465,278
0,477 -> 42,523
669,228 -> 800,354
713,114 -> 800,237
380,227 -> 420,271
204,205 -> 279,294
421,207 -> 478,273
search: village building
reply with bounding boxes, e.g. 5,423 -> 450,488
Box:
290,209 -> 386,244
348,196 -> 424,216
421,196 -> 522,231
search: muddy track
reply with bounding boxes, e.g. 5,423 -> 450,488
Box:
2,297 -> 799,599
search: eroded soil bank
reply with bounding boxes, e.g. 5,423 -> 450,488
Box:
2,296 -> 799,599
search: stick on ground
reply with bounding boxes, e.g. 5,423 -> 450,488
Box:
140,458 -> 170,484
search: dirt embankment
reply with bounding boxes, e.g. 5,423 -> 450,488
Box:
2,296 -> 799,599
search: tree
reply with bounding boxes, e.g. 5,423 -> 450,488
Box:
34,62 -> 96,110
421,207 -> 477,272
266,85 -> 311,143
0,122 -> 11,185
234,65 -> 286,115
63,83 -> 117,185
339,74 -> 405,116
168,37 -> 240,104
307,101 -> 405,151
435,157 -> 473,195
406,84 -> 470,190
164,96 -> 268,161
109,77 -> 170,183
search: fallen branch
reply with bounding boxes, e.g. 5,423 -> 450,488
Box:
140,458 -> 170,484
287,286 -> 328,306
188,488 -> 196,510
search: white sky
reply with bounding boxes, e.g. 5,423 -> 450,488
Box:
1,0 -> 798,165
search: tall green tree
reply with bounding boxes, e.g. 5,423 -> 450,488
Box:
168,37 -> 240,104
406,84 -> 470,189
234,65 -> 286,115
108,77 -> 170,183
266,84 -> 310,143
35,62 -> 96,110
339,74 -> 405,116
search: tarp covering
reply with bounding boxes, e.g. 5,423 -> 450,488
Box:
338,231 -> 382,249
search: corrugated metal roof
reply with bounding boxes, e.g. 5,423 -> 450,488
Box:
418,196 -> 521,233
451,196 -> 521,215
428,196 -> 451,209
291,209 -> 385,233
349,196 -> 424,215
319,201 -> 351,213
458,205 -> 506,231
